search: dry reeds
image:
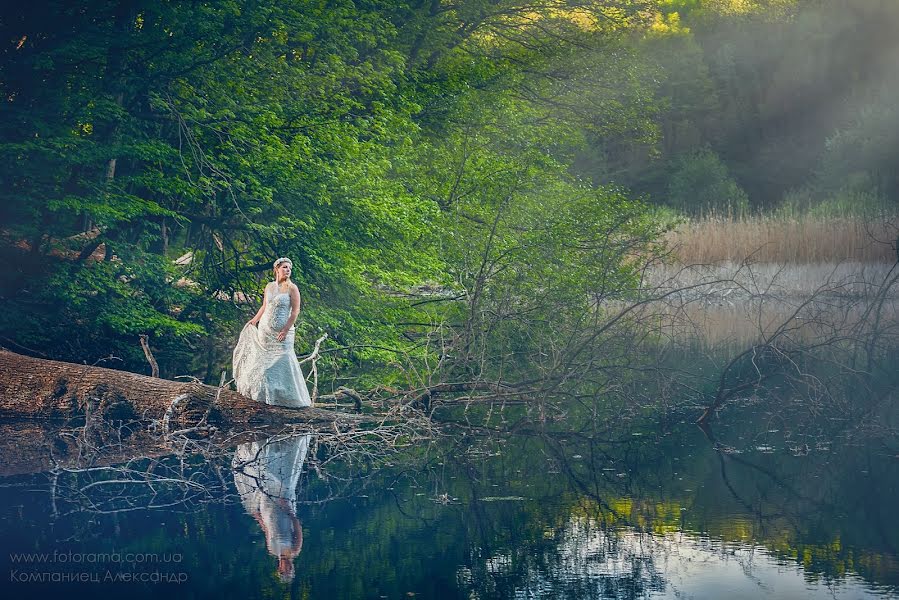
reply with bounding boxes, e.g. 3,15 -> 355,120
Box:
646,261 -> 896,299
657,299 -> 899,349
666,216 -> 898,264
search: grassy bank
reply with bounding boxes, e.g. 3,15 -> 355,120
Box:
665,216 -> 898,264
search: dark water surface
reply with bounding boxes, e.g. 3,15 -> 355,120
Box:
0,412 -> 897,600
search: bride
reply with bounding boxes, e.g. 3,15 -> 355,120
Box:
233,433 -> 311,583
232,257 -> 312,407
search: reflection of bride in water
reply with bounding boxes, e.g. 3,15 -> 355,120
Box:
232,433 -> 311,582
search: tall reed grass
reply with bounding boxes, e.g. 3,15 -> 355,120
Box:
666,216 -> 898,264
657,299 -> 899,348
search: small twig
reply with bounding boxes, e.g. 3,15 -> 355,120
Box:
139,334 -> 159,378
0,337 -> 50,358
161,394 -> 189,434
298,333 -> 329,365
299,333 -> 328,403
91,354 -> 123,367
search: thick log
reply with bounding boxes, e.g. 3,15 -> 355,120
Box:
0,349 -> 368,427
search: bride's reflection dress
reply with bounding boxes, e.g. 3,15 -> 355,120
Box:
233,434 -> 311,582
232,281 -> 311,407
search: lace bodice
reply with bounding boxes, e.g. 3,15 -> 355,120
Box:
265,283 -> 294,332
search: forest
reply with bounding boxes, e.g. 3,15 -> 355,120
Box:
0,0 -> 896,412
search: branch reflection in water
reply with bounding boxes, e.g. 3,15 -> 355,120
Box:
0,415 -> 897,598
232,433 -> 311,583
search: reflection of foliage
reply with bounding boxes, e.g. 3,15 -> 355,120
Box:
2,419 -> 898,596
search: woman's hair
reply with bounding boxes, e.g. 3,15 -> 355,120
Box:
273,257 -> 293,269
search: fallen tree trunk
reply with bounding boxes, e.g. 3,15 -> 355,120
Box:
0,349 -> 368,427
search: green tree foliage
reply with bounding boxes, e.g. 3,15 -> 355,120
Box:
7,0 -> 891,385
0,0 -> 442,376
398,6 -> 667,391
0,0 -> 663,383
667,148 -> 748,217
799,83 -> 899,217
568,0 -> 899,215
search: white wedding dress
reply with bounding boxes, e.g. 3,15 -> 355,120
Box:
232,434 -> 310,540
233,434 -> 310,582
232,282 -> 312,407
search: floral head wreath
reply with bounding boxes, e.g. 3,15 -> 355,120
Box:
273,257 -> 293,270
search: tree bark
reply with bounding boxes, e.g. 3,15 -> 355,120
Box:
0,349 -> 367,427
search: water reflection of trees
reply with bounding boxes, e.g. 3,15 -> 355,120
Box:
0,413 -> 896,597
0,415 -> 421,519
420,429 -> 899,597
462,520 -> 668,599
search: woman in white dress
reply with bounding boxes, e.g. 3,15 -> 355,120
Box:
232,257 -> 312,407
233,433 -> 311,583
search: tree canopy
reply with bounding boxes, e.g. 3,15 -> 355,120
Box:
1,0 -> 894,382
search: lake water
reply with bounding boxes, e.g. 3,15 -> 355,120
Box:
0,411 -> 896,599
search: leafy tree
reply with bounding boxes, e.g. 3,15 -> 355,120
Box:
667,148 -> 748,217
0,0 -> 445,377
